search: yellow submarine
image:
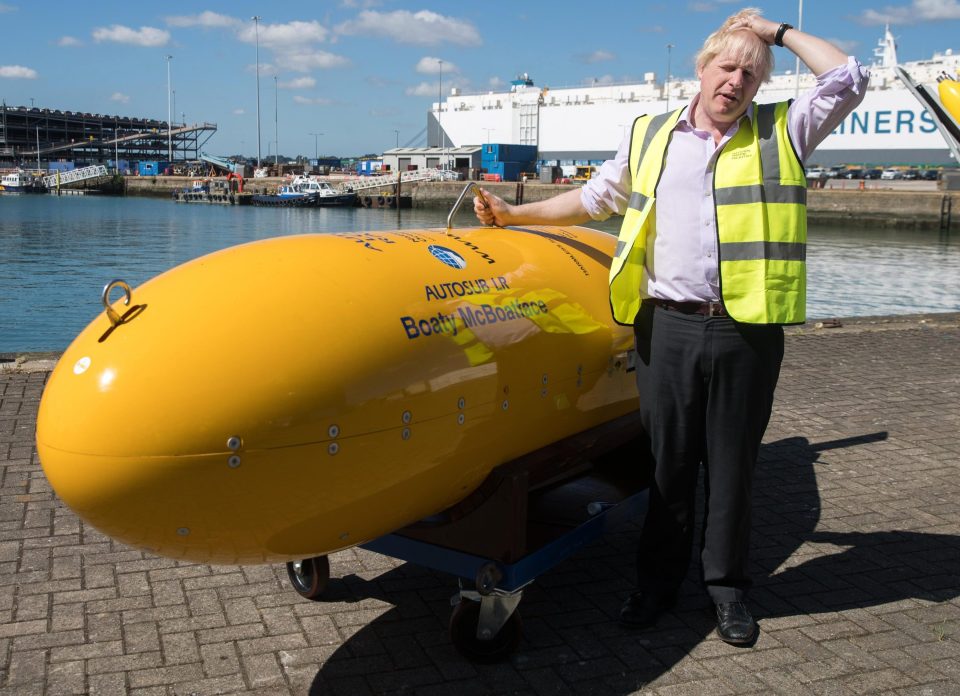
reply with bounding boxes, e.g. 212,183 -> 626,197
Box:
36,212 -> 639,564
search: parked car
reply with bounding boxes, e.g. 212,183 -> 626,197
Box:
863,168 -> 883,179
880,169 -> 902,180
805,167 -> 828,179
920,169 -> 940,180
841,168 -> 865,179
900,169 -> 919,180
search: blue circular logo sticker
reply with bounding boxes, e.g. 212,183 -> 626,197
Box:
428,245 -> 467,270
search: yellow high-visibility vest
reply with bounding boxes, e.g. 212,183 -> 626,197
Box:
609,102 -> 807,325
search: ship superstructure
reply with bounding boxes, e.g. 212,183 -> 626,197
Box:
430,28 -> 960,167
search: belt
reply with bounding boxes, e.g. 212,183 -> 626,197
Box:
646,298 -> 728,317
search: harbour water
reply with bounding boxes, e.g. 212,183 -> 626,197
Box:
2,194 -> 959,352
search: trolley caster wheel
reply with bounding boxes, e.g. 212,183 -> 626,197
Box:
449,599 -> 522,663
286,556 -> 330,600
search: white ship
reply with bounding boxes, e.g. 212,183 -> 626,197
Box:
430,28 -> 960,167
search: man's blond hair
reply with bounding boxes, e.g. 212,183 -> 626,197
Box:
695,7 -> 774,83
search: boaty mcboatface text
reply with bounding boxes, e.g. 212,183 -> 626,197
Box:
400,301 -> 551,339
400,280 -> 551,339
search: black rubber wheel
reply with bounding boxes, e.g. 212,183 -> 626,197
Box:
286,556 -> 330,600
449,599 -> 522,663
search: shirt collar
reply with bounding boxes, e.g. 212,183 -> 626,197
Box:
676,95 -> 755,132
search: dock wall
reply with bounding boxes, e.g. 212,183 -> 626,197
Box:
123,177 -> 960,229
414,182 -> 960,230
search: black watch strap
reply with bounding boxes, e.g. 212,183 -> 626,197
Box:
775,23 -> 793,47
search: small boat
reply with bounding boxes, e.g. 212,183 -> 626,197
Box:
173,179 -> 251,205
251,182 -> 317,207
290,175 -> 358,207
0,169 -> 42,194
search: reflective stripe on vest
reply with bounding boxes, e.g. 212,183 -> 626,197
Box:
714,101 -> 807,324
608,109 -> 684,325
609,101 -> 807,326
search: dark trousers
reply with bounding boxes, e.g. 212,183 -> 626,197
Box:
633,303 -> 784,603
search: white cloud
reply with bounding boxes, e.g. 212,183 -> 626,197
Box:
416,56 -> 458,74
0,65 -> 38,79
293,95 -> 332,105
279,76 -> 316,89
406,81 -> 439,97
580,50 -> 615,65
859,0 -> 960,24
110,92 -> 130,104
274,50 -> 349,72
233,108 -> 245,115
92,25 -> 170,47
234,20 -> 347,73
488,76 -> 505,90
336,10 -> 481,46
0,3 -> 15,12
238,20 -> 329,49
57,36 -> 82,47
166,11 -> 240,29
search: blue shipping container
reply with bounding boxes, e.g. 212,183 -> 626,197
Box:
137,161 -> 169,176
481,143 -> 537,164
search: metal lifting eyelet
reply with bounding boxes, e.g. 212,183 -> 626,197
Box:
101,279 -> 132,327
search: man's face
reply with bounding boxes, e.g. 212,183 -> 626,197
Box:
697,48 -> 763,127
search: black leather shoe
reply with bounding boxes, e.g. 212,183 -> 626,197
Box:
715,602 -> 758,645
619,592 -> 676,629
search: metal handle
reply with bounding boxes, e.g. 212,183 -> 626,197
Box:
101,279 -> 132,327
446,183 -> 490,234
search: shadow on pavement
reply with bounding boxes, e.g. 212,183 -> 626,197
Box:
306,431 -> 960,694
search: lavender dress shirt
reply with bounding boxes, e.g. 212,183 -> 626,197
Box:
580,57 -> 869,303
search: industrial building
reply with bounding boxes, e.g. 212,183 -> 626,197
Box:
381,146 -> 482,175
380,145 -> 537,182
0,102 -> 216,171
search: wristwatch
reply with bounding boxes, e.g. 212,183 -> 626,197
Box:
775,23 -> 793,47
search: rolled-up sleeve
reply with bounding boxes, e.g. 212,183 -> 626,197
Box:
789,56 -> 870,162
579,134 -> 633,221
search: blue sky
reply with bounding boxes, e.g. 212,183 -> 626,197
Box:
2,0 -> 960,159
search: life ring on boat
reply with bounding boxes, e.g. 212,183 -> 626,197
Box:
364,196 -> 372,207
377,196 -> 385,206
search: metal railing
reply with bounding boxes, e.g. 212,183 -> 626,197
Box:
342,169 -> 444,193
41,165 -> 109,188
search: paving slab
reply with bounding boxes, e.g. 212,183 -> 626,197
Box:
1,314 -> 958,694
